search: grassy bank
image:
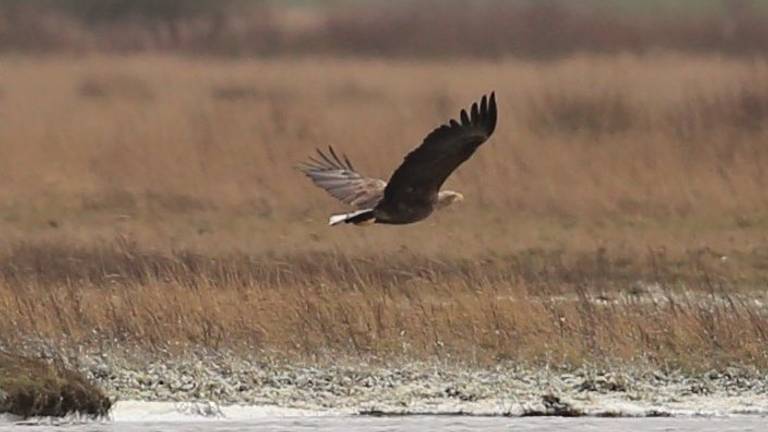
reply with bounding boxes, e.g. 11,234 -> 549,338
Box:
1,242 -> 766,371
0,352 -> 111,418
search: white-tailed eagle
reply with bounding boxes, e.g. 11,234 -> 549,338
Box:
299,92 -> 497,226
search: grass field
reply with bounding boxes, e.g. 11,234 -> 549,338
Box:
0,54 -> 767,370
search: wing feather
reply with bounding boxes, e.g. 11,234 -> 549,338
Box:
298,146 -> 386,209
382,92 -> 497,200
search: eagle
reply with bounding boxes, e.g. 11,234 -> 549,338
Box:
298,92 -> 497,226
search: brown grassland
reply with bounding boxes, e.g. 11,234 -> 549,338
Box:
0,54 -> 767,370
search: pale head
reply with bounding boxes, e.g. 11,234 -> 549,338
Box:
436,190 -> 464,210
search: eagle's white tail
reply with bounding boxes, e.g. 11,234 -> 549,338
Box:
329,209 -> 375,226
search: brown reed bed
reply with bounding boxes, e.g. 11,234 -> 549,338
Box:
0,55 -> 766,252
0,54 -> 767,370
0,241 -> 766,371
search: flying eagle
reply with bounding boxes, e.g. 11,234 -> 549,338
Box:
299,92 -> 497,226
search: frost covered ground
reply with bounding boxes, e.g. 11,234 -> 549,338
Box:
58,349 -> 768,418
2,348 -> 767,431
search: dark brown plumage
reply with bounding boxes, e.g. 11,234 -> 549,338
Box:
299,92 -> 497,226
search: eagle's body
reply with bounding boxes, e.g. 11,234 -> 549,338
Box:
370,190 -> 436,224
299,93 -> 497,226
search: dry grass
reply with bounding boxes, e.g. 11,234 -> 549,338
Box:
0,241 -> 766,370
0,54 -> 767,369
0,55 -> 767,254
0,352 -> 111,418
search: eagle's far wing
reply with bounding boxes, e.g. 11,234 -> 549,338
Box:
298,146 -> 387,209
383,92 -> 497,200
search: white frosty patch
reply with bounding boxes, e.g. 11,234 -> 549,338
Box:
106,394 -> 768,423
110,400 -> 342,423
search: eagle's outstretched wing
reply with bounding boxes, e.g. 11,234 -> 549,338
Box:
383,92 -> 497,201
298,146 -> 387,209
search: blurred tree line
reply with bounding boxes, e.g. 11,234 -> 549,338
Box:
0,0 -> 265,52
1,0 -> 243,21
0,0 -> 766,57
0,0 -> 246,41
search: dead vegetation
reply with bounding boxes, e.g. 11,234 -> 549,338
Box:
0,241 -> 766,370
0,54 -> 767,370
527,89 -> 640,136
0,352 -> 111,418
0,55 -> 766,252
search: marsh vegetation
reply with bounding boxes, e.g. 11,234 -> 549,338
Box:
0,352 -> 111,418
0,55 -> 766,371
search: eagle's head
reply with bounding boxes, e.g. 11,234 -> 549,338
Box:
436,190 -> 464,210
